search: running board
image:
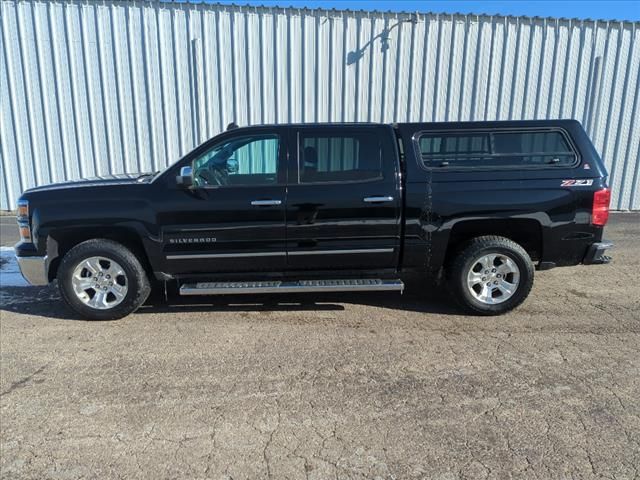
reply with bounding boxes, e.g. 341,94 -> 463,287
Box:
179,279 -> 404,296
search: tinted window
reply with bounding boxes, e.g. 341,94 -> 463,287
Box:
300,131 -> 383,183
192,135 -> 279,187
417,130 -> 577,168
419,134 -> 490,156
493,131 -> 571,153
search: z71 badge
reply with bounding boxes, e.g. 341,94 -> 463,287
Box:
561,179 -> 594,187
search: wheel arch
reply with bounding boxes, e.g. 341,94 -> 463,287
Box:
442,218 -> 543,267
47,226 -> 153,282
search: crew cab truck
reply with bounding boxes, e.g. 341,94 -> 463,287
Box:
15,120 -> 612,320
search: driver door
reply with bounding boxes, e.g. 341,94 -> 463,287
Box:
156,127 -> 288,276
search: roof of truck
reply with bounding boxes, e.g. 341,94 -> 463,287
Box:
227,119 -> 582,130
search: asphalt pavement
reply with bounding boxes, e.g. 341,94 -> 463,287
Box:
1,213 -> 639,479
0,216 -> 18,247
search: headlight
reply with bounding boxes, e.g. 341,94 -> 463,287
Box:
18,222 -> 32,242
16,199 -> 31,242
17,199 -> 29,220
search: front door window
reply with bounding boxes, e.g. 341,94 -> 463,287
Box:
192,135 -> 280,187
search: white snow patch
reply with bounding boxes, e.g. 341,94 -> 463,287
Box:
0,247 -> 30,287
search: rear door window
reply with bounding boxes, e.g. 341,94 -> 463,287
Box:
416,130 -> 577,168
299,130 -> 383,183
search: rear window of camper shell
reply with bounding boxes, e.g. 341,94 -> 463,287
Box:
415,129 -> 579,169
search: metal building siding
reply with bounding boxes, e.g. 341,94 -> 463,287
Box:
1,1 -> 639,210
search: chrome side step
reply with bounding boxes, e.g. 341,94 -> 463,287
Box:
179,279 -> 404,296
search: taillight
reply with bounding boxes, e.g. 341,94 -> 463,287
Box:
592,188 -> 611,226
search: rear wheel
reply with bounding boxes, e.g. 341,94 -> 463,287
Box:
447,236 -> 534,315
58,239 -> 151,320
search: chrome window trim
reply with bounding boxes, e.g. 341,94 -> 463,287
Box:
166,252 -> 286,260
288,248 -> 394,256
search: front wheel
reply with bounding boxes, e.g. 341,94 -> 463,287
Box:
58,239 -> 151,320
447,236 -> 534,315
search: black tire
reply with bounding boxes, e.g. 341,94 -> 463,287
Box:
57,239 -> 151,320
447,235 -> 534,316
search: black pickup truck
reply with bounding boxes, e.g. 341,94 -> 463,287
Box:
15,120 -> 612,320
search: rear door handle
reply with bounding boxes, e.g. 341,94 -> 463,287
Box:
363,196 -> 394,203
251,199 -> 282,206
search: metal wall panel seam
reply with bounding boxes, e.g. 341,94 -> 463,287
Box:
599,23 -> 625,187
23,1 -> 51,185
591,22 -> 612,153
492,17 -> 507,120
77,3 -> 98,177
612,23 -> 640,209
5,3 -> 29,192
125,5 -> 143,173
569,21 -> 586,119
606,24 -> 634,208
0,7 -> 21,207
626,88 -> 640,208
585,22 -> 600,138
2,2 -> 28,196
16,2 -> 41,187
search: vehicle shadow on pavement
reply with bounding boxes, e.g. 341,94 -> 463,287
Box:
0,279 -> 460,320
0,284 -> 82,320
136,280 -> 460,316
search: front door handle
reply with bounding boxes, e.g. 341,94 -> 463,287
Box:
251,199 -> 282,206
363,196 -> 394,203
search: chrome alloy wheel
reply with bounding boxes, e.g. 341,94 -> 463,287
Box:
71,256 -> 128,310
466,253 -> 520,305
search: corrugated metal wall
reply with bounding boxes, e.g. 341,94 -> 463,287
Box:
1,0 -> 639,210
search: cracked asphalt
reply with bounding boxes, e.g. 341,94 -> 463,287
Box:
1,213 -> 639,479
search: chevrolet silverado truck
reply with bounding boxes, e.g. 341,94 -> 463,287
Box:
15,120 -> 613,320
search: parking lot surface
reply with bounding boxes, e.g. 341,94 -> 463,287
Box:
0,215 -> 18,247
1,213 -> 639,479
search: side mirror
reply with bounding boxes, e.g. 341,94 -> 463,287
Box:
176,166 -> 193,187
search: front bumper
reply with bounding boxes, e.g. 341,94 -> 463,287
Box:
582,241 -> 613,265
16,255 -> 50,286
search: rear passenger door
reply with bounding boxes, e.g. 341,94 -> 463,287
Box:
285,125 -> 401,273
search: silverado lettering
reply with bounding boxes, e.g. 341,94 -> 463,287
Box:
168,238 -> 217,244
